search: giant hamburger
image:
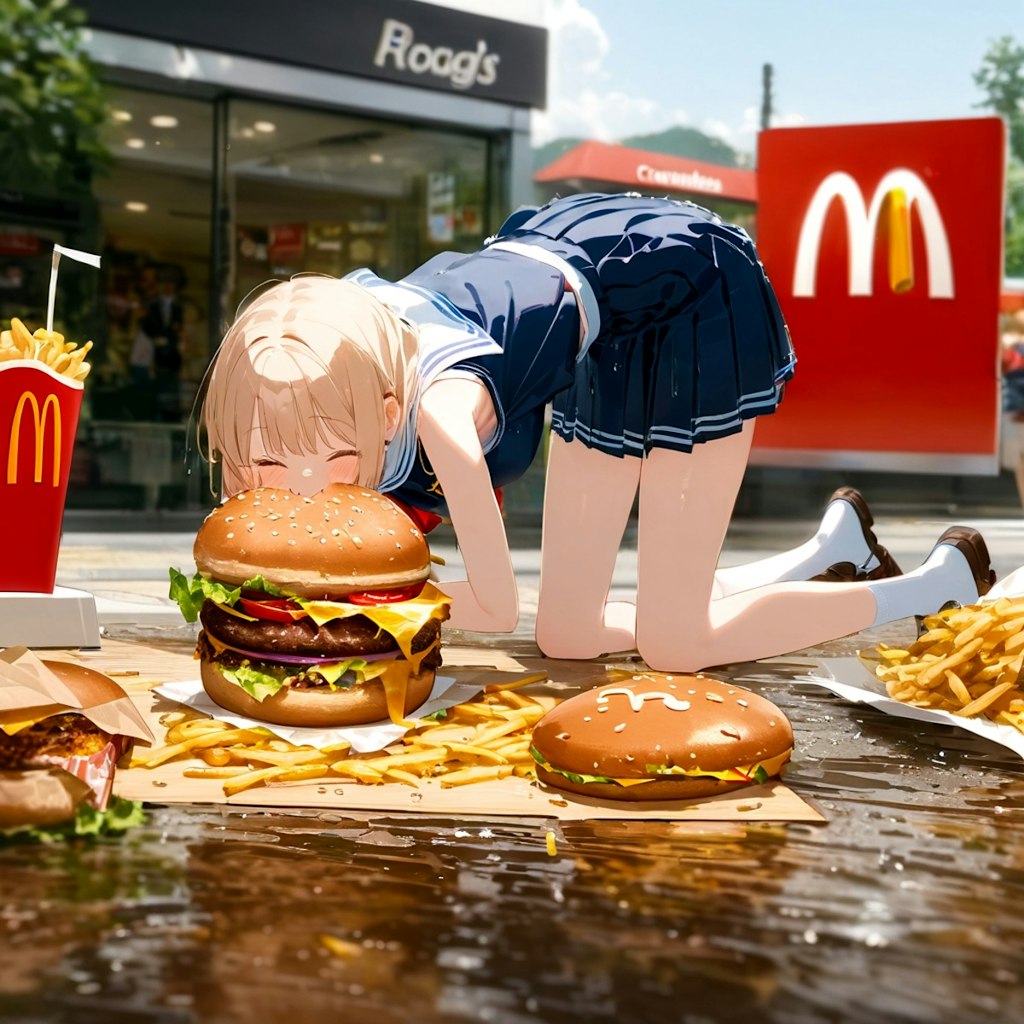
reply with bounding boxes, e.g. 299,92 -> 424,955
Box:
530,674 -> 793,802
170,485 -> 451,727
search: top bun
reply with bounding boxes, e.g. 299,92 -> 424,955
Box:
194,485 -> 431,598
531,673 -> 793,780
41,660 -> 133,708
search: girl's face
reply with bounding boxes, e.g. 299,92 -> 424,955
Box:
223,393 -> 401,498
245,436 -> 362,496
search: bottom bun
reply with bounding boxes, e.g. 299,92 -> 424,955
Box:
200,660 -> 436,728
535,764 -> 750,803
0,767 -> 93,829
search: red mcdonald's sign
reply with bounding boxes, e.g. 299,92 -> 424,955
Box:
754,118 -> 1005,472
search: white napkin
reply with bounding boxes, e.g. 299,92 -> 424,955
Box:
782,657 -> 1024,759
155,675 -> 470,754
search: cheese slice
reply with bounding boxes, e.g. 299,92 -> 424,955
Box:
534,748 -> 792,788
0,707 -> 58,735
301,582 -> 450,672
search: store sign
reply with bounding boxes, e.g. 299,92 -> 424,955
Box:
374,18 -> 499,89
636,163 -> 723,194
75,0 -> 547,107
754,118 -> 1005,472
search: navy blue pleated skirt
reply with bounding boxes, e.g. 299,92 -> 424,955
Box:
493,193 -> 796,456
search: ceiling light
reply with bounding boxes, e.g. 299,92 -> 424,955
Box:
369,152 -> 384,164
149,114 -> 179,129
254,120 -> 277,133
124,201 -> 148,213
125,138 -> 146,149
112,109 -> 132,122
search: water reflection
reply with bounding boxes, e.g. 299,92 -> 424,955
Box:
3,636 -> 1024,1022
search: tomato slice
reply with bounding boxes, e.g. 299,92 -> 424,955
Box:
238,596 -> 309,622
346,582 -> 426,605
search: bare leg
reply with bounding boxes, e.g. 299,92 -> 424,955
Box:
535,434 -> 640,659
635,422 -> 878,671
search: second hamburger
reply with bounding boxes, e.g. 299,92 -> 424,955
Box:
170,484 -> 450,728
530,673 -> 793,802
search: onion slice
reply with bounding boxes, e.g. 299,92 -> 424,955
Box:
218,643 -> 400,666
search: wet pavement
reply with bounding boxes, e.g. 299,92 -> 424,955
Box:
4,510 -> 1024,1023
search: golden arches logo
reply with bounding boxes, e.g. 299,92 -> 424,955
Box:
793,169 -> 954,299
7,391 -> 61,486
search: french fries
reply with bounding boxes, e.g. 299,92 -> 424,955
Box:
134,677 -> 551,795
0,317 -> 92,380
869,598 -> 1024,733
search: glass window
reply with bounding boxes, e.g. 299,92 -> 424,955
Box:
68,87 -> 214,511
225,99 -> 491,315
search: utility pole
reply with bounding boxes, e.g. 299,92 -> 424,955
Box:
761,63 -> 774,131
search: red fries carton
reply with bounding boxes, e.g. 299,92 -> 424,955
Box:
0,360 -> 84,592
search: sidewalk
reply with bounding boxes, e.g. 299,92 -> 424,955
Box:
53,509 -> 1024,634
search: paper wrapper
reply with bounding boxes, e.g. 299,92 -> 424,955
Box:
0,766 -> 93,829
775,656 -> 1024,759
0,362 -> 83,592
0,647 -> 154,819
88,641 -> 822,824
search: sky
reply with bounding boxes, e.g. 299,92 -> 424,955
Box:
524,0 -> 1022,157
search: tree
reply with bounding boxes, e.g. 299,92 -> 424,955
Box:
974,34 -> 1024,276
0,0 -> 109,195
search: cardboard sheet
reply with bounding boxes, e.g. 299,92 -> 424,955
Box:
44,639 -> 824,823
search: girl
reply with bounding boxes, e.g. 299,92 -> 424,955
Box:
200,193 -> 993,672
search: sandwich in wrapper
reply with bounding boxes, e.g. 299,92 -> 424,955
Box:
0,648 -> 152,836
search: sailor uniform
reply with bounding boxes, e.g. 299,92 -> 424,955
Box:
346,193 -> 795,518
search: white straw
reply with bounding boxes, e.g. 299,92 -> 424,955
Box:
46,244 -> 102,334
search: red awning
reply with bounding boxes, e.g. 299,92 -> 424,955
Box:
535,140 -> 757,203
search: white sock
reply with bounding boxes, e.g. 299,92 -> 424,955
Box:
816,499 -> 875,569
868,543 -> 978,626
714,496 -> 876,599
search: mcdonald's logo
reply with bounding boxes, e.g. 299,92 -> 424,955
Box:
793,169 -> 954,299
7,391 -> 61,486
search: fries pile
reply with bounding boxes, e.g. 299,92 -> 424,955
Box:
870,598 -> 1024,734
134,674 -> 550,796
0,317 -> 92,380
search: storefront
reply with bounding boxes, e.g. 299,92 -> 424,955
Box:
1,0 -> 546,511
534,140 -> 757,233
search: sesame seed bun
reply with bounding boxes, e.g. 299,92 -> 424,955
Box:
193,484 -> 430,598
531,674 -> 794,803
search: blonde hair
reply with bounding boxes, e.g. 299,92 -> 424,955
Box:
200,276 -> 419,490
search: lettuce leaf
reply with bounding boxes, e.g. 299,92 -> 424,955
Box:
168,569 -> 287,622
220,657 -> 387,702
0,797 -> 146,845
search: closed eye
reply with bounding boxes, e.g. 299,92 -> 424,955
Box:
253,457 -> 285,468
327,449 -> 359,462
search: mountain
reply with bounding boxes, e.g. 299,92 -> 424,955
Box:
534,126 -> 742,171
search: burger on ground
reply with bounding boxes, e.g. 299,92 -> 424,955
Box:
530,673 -> 794,802
170,484 -> 451,728
0,660 -> 146,833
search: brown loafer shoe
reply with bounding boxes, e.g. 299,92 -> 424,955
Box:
932,526 -> 996,598
828,486 -> 903,579
811,561 -> 861,583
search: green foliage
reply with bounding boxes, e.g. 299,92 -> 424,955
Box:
974,34 -> 1024,275
620,126 -> 740,168
0,0 -> 110,193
